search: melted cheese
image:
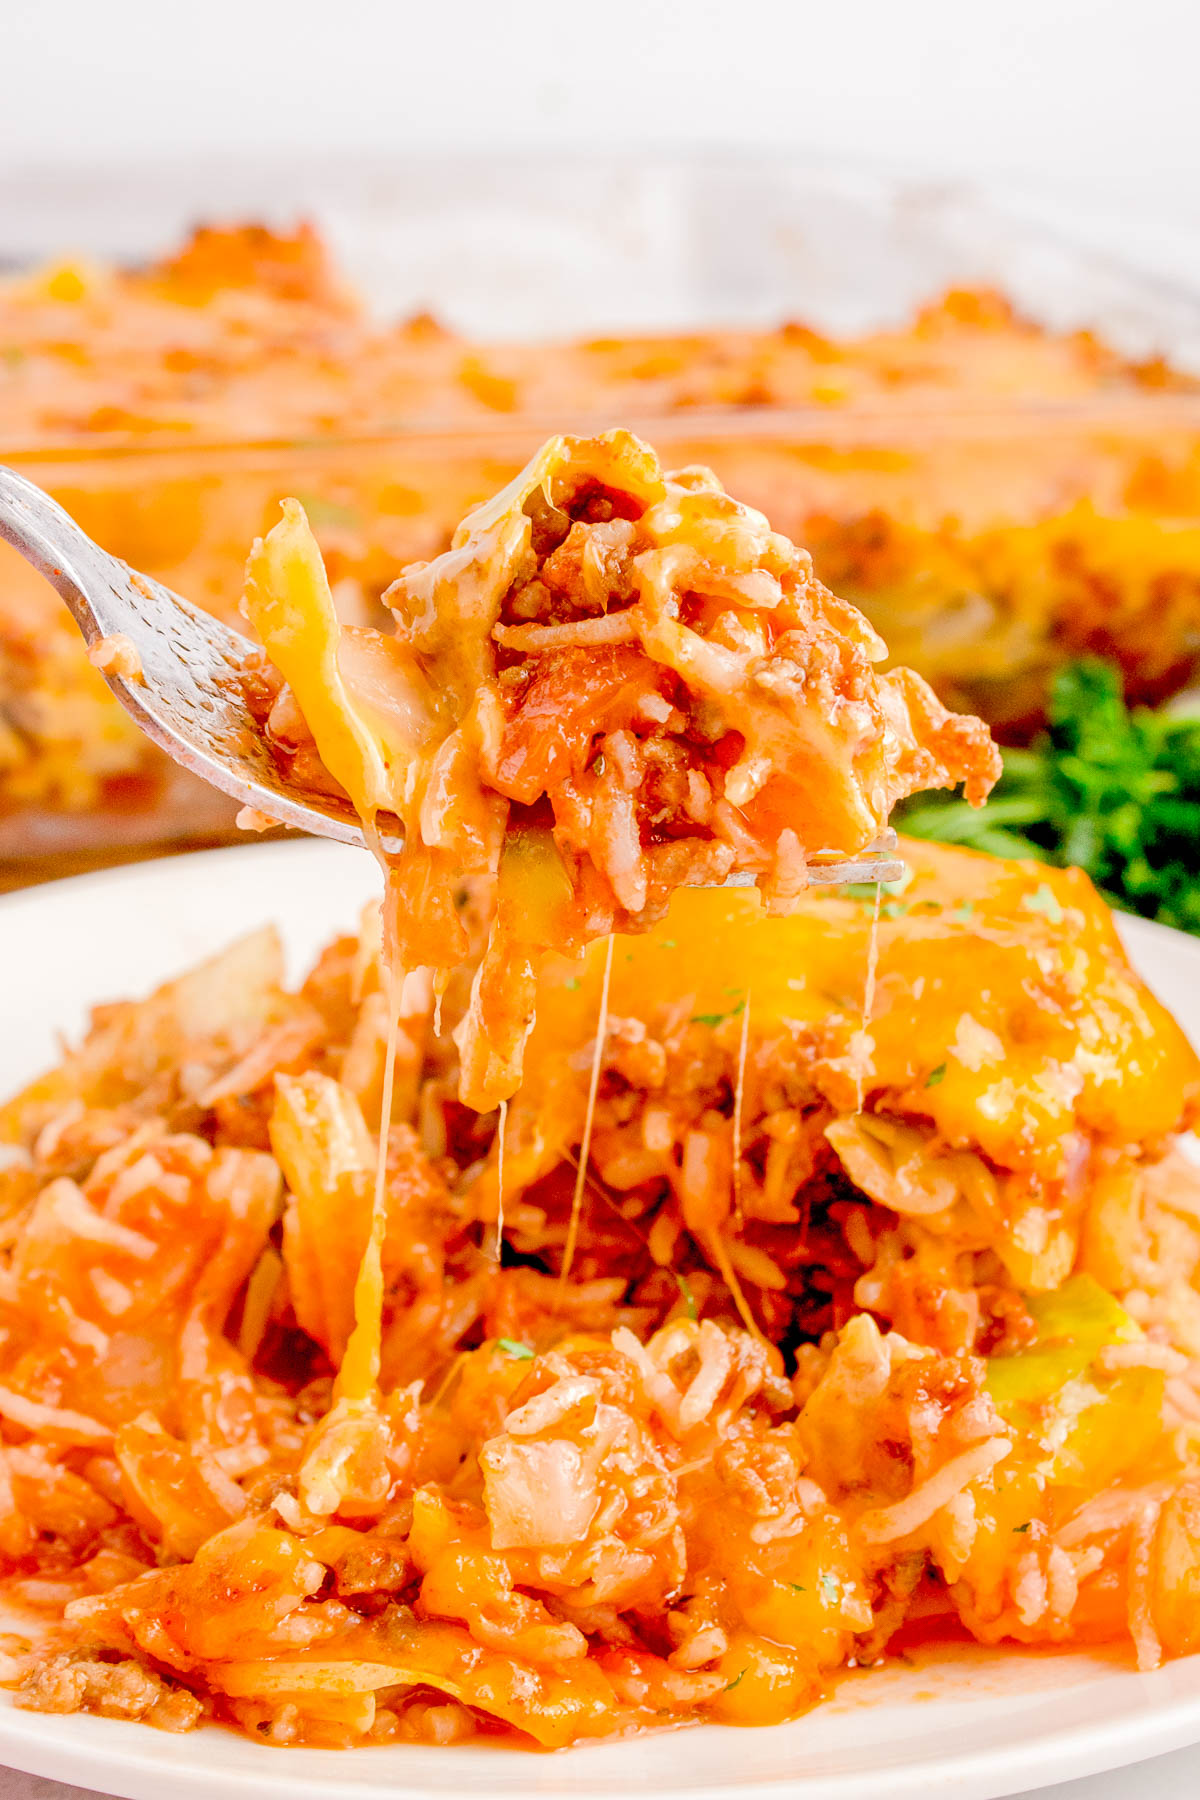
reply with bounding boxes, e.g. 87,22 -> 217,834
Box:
244,432 -> 999,1117
732,988 -> 752,1230
561,933 -> 615,1283
335,967 -> 400,1404
504,839 -> 1200,1191
243,501 -> 412,821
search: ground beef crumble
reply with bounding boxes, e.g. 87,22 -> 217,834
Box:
16,1650 -> 204,1733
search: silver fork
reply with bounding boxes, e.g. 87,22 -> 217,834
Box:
0,465 -> 903,885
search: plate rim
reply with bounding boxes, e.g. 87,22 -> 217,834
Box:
1,1652 -> 1199,1800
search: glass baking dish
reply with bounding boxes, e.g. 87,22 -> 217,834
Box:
3,155 -> 1200,881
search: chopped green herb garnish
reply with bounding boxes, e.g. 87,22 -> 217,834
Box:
951,901 -> 975,923
564,977 -> 580,991
724,1669 -> 746,1692
898,658 -> 1200,936
592,754 -> 606,776
497,1338 -> 534,1360
818,1572 -> 840,1605
691,1000 -> 746,1028
1013,1521 -> 1032,1533
661,939 -> 677,949
925,1062 -> 948,1088
788,1582 -> 807,1593
881,900 -> 908,919
1022,883 -> 1065,924
675,1273 -> 698,1321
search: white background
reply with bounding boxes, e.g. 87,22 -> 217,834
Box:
2,0 -> 1199,284
0,0 -> 1193,192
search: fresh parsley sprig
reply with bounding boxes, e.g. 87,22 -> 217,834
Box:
899,659 -> 1200,936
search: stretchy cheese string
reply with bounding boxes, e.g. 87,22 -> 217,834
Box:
565,1139 -> 758,1339
494,1098 -> 509,1264
428,1350 -> 468,1410
732,989 -> 752,1231
561,933 -> 615,1285
855,880 -> 883,1113
707,1222 -> 763,1343
336,954 -> 399,1403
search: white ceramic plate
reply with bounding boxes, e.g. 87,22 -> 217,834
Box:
3,839 -> 1200,1800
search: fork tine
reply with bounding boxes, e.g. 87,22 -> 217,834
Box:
714,831 -> 903,890
0,465 -> 402,854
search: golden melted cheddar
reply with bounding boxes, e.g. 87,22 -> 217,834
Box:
504,838 -> 1199,1197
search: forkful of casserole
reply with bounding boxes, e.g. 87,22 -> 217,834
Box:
0,430 -> 1000,1108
